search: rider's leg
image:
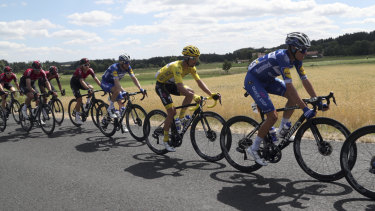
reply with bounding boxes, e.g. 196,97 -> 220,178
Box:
179,86 -> 194,119
86,85 -> 94,105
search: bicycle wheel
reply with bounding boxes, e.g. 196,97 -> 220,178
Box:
96,103 -> 117,137
125,104 -> 147,142
68,99 -> 84,127
90,99 -> 105,127
10,100 -> 21,124
143,109 -> 168,155
220,116 -> 263,172
190,111 -> 226,162
293,117 -> 353,182
341,125 -> 375,200
0,108 -> 6,132
19,103 -> 33,132
51,99 -> 64,125
38,104 -> 55,135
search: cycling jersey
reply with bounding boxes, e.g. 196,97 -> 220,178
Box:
39,71 -> 60,85
21,68 -> 48,81
0,73 -> 17,84
155,60 -> 200,84
247,49 -> 307,83
244,49 -> 308,113
72,67 -> 95,80
102,63 -> 134,83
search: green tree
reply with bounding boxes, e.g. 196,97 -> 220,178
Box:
222,60 -> 232,74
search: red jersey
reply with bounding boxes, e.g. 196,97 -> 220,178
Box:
45,71 -> 60,81
72,67 -> 95,80
22,68 -> 48,81
0,72 -> 17,84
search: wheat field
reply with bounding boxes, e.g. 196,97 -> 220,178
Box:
137,63 -> 375,131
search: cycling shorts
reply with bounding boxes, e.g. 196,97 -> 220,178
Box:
244,72 -> 286,113
155,82 -> 181,109
70,77 -> 90,98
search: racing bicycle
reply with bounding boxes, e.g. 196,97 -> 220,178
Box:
0,90 -> 22,123
68,90 -> 105,127
47,89 -> 65,125
19,92 -> 56,135
220,92 -> 355,182
96,91 -> 147,141
340,125 -> 374,200
143,96 -> 226,162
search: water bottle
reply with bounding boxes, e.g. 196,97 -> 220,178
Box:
182,115 -> 191,127
175,117 -> 182,133
269,127 -> 278,143
120,107 -> 126,115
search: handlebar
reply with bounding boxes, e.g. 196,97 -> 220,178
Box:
302,92 -> 336,110
189,96 -> 220,111
120,91 -> 146,104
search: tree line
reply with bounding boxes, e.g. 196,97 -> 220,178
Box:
1,30 -> 374,74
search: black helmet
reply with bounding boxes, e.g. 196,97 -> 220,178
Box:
32,61 -> 42,69
80,58 -> 89,65
49,66 -> 58,74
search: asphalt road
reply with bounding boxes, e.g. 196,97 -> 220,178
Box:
0,118 -> 374,210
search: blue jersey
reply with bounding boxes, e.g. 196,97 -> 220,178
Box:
101,63 -> 134,84
247,49 -> 307,83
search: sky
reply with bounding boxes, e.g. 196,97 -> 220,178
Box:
0,0 -> 374,63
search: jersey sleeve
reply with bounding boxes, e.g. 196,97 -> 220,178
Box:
128,66 -> 135,77
294,61 -> 307,80
282,67 -> 293,83
89,68 -> 96,77
190,67 -> 200,81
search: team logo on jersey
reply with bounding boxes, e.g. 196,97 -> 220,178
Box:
113,71 -> 118,77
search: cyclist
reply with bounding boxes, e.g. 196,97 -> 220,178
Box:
100,54 -> 146,128
244,32 -> 328,166
20,61 -> 55,119
0,66 -> 22,116
155,45 -> 221,152
70,58 -> 101,125
38,66 -> 65,104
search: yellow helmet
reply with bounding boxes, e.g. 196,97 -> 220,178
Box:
182,45 -> 200,57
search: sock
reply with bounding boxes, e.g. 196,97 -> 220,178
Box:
279,118 -> 290,129
252,136 -> 263,151
179,108 -> 187,119
163,130 -> 169,142
109,101 -> 115,109
87,98 -> 91,104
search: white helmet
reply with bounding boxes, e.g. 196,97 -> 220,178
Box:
119,53 -> 131,62
285,32 -> 311,49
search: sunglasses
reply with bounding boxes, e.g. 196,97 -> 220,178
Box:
120,61 -> 130,65
298,48 -> 307,54
83,64 -> 90,67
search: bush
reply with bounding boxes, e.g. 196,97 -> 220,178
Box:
222,60 -> 232,73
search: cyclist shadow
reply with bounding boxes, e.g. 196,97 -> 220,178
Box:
0,127 -> 44,143
211,170 -> 353,210
334,198 -> 375,210
75,136 -> 145,153
48,125 -> 97,138
124,153 -> 226,180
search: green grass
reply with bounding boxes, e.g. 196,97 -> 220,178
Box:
12,55 -> 375,96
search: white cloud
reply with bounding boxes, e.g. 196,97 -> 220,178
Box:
0,4 -> 7,7
94,0 -> 114,5
347,18 -> 375,25
63,37 -> 104,45
67,10 -> 121,27
0,19 -> 59,40
50,29 -> 99,39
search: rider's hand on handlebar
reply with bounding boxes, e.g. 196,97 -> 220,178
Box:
193,94 -> 201,103
61,89 -> 66,96
140,88 -> 147,97
318,101 -> 329,111
211,93 -> 222,105
303,107 -> 316,119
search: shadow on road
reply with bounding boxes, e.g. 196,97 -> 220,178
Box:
334,198 -> 375,210
0,127 -> 43,142
75,136 -> 145,153
210,170 -> 354,211
124,153 -> 226,179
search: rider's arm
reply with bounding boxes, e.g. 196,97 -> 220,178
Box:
45,80 -> 52,92
301,79 -> 317,98
56,76 -> 63,92
196,79 -> 212,96
285,82 -> 307,109
130,75 -> 142,90
93,76 -> 101,87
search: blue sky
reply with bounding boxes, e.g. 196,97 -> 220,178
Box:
0,0 -> 374,62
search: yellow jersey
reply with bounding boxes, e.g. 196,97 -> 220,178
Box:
155,60 -> 200,84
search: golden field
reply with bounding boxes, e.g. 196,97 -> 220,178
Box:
137,63 -> 375,132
